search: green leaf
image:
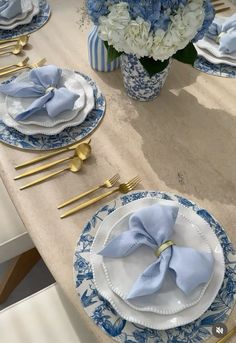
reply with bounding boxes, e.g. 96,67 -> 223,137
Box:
104,41 -> 122,63
139,57 -> 170,77
173,42 -> 197,66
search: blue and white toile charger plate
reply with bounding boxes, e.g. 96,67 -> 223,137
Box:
0,72 -> 105,150
194,57 -> 236,78
73,191 -> 236,343
0,0 -> 50,40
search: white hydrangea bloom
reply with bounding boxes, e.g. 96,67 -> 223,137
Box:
124,17 -> 153,57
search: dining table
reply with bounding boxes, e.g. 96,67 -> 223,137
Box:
0,0 -> 235,342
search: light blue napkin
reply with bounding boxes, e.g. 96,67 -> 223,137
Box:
206,14 -> 236,54
99,204 -> 214,299
0,65 -> 79,120
0,0 -> 22,19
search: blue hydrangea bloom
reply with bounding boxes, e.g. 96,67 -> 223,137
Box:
193,0 -> 215,42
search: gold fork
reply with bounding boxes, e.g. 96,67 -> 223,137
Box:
0,57 -> 29,72
58,173 -> 120,209
0,58 -> 46,77
60,176 -> 141,219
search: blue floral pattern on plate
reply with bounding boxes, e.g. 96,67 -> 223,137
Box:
0,0 -> 50,40
194,57 -> 236,78
73,191 -> 236,343
0,72 -> 106,150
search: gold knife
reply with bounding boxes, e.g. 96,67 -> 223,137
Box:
15,139 -> 91,170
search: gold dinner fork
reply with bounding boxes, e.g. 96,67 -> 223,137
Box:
0,57 -> 29,72
58,173 -> 120,209
60,176 -> 141,218
0,58 -> 46,77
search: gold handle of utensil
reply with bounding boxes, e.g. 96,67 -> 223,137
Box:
0,42 -> 15,50
14,156 -> 72,180
58,185 -> 102,209
60,188 -> 119,218
20,167 -> 69,190
0,65 -> 27,76
215,7 -> 230,13
0,36 -> 28,44
216,327 -> 236,343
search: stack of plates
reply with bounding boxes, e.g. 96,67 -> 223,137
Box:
194,16 -> 236,67
0,69 -> 95,136
73,191 -> 236,342
0,0 -> 40,30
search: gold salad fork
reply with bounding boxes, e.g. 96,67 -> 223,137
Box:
60,176 -> 141,219
58,173 -> 120,209
0,58 -> 46,77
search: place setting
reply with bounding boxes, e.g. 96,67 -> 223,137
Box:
0,0 -> 51,40
0,63 -> 106,150
194,13 -> 236,77
73,190 -> 236,343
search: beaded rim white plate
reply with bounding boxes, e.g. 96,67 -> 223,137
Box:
6,69 -> 86,127
100,204 -> 213,315
0,70 -> 95,135
0,0 -> 40,30
88,197 -> 225,330
0,0 -> 33,26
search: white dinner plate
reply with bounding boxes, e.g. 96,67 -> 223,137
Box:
0,0 -> 40,30
6,70 -> 86,127
89,197 -> 225,330
0,0 -> 33,26
195,44 -> 236,67
102,206 -> 213,315
0,70 -> 95,135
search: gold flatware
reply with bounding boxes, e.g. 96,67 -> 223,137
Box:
216,327 -> 236,343
0,36 -> 29,50
58,173 -> 120,209
15,139 -> 91,170
0,57 -> 30,72
0,58 -> 46,77
213,2 -> 224,6
216,7 -> 230,12
0,34 -> 29,45
0,43 -> 22,56
60,176 -> 141,219
14,143 -> 91,180
20,157 -> 83,190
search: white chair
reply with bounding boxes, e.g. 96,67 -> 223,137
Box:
0,283 -> 98,343
0,177 -> 36,304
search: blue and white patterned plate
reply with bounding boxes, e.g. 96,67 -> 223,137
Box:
0,0 -> 50,40
0,72 -> 105,150
194,57 -> 236,78
73,191 -> 236,343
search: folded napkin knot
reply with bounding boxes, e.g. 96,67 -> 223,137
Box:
155,240 -> 175,258
100,203 -> 214,299
0,65 -> 80,120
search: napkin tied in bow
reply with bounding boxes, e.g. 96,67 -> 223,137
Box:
0,0 -> 22,19
0,65 -> 79,120
99,204 -> 214,299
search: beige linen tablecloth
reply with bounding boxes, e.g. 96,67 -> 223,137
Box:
0,1 -> 235,342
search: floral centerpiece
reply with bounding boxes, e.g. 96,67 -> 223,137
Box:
86,0 -> 214,100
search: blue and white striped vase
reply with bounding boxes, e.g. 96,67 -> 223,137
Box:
88,25 -> 120,72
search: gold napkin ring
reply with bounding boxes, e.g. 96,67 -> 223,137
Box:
45,86 -> 55,93
155,240 -> 175,258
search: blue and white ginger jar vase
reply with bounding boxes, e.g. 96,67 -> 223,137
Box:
88,26 -> 120,72
120,54 -> 170,101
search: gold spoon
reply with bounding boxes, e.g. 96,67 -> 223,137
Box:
0,57 -> 29,72
0,34 -> 29,45
0,43 -> 22,56
20,157 -> 83,190
0,36 -> 29,50
14,143 -> 91,180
